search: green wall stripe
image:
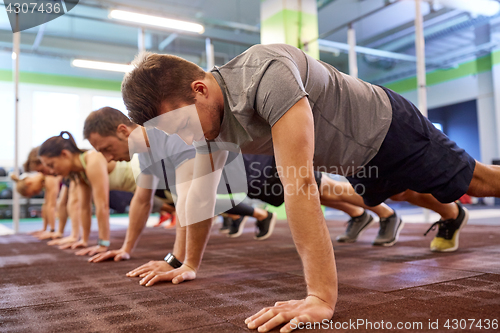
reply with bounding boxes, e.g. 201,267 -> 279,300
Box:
265,203 -> 325,219
385,49 -> 500,93
261,8 -> 319,59
0,69 -> 122,91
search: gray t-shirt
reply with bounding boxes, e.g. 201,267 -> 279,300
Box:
198,43 -> 392,176
138,129 -> 196,193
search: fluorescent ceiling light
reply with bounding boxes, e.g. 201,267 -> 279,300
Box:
109,10 -> 204,34
434,0 -> 500,17
72,59 -> 133,73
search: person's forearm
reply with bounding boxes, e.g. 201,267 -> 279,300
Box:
57,200 -> 68,234
173,197 -> 187,261
41,205 -> 48,231
184,218 -> 212,270
45,202 -> 57,231
68,204 -> 80,239
95,204 -> 110,241
172,223 -> 186,261
68,183 -> 80,238
81,207 -> 92,243
182,190 -> 215,269
285,179 -> 338,307
185,183 -> 218,224
122,197 -> 150,253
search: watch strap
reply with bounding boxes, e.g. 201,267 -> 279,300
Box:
164,253 -> 183,269
97,239 -> 110,247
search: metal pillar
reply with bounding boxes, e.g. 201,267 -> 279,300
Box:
415,0 -> 428,117
347,23 -> 358,79
138,28 -> 146,53
13,14 -> 20,233
205,38 -> 214,70
415,0 -> 430,222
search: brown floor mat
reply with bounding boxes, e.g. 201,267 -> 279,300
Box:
1,219 -> 499,332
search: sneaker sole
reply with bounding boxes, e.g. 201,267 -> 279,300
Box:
431,207 -> 469,252
219,229 -> 230,234
254,213 -> 277,241
373,217 -> 405,247
336,215 -> 376,243
228,217 -> 249,238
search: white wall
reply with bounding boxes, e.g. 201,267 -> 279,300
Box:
0,81 -> 125,170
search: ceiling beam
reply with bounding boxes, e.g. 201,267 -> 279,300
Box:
317,0 -> 338,11
159,33 -> 178,51
318,39 -> 443,65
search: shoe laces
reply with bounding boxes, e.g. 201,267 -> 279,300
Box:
378,217 -> 389,234
345,217 -> 357,233
424,220 -> 450,238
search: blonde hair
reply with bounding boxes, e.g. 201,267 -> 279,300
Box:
10,174 -> 29,197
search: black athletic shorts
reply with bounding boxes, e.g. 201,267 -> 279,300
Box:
346,86 -> 476,207
244,154 -> 323,207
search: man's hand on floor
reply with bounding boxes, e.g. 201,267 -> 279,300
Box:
48,236 -> 78,246
137,264 -> 196,287
245,296 -> 334,333
88,249 -> 130,263
58,239 -> 87,250
126,260 -> 174,278
139,265 -> 196,287
75,245 -> 108,256
29,229 -> 45,237
37,231 -> 59,240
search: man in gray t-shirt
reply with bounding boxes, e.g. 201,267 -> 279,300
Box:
122,43 -> 500,332
137,128 -> 196,195
84,107 -> 195,268
201,44 -> 392,172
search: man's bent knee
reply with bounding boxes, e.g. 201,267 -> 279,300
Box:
390,190 -> 411,202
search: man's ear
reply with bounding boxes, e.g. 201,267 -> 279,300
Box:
192,80 -> 208,97
116,124 -> 130,138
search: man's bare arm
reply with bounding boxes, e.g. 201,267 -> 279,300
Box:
246,97 -> 337,333
131,159 -> 195,284
138,150 -> 227,287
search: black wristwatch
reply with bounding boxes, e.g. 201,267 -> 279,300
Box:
164,253 -> 183,269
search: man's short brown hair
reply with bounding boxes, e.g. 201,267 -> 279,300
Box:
83,107 -> 135,139
122,52 -> 206,126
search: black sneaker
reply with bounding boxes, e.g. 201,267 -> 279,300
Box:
336,211 -> 374,243
373,212 -> 404,246
255,212 -> 277,240
425,202 -> 469,252
219,216 -> 231,234
227,216 -> 249,238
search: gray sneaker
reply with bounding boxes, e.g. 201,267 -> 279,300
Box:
336,211 -> 375,243
373,212 -> 404,246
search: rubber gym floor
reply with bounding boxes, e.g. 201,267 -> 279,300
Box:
1,209 -> 500,332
